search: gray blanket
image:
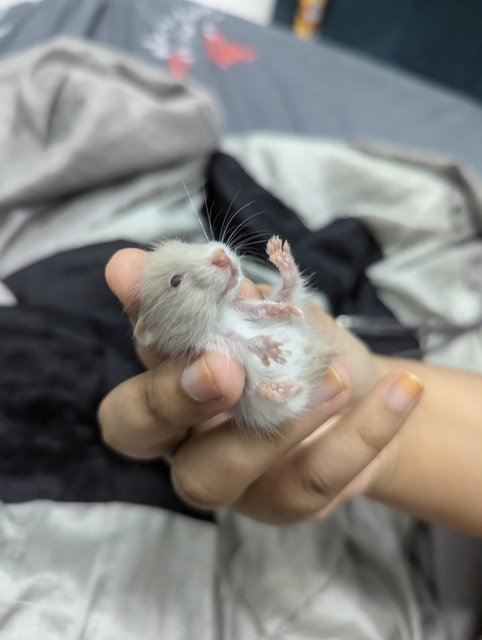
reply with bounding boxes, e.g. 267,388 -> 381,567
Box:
0,37 -> 221,279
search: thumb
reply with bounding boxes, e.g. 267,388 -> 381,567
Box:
105,248 -> 148,323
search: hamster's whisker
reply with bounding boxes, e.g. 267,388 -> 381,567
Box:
226,210 -> 272,247
219,188 -> 242,245
121,288 -> 141,321
237,252 -> 265,263
234,231 -> 268,245
182,180 -> 210,242
223,207 -> 266,249
206,192 -> 228,242
300,268 -> 317,288
229,225 -> 271,252
234,236 -> 270,253
185,351 -> 196,369
208,200 -> 220,241
202,181 -> 215,241
237,253 -> 273,273
220,197 -> 258,245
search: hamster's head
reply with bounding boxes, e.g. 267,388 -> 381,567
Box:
134,240 -> 242,357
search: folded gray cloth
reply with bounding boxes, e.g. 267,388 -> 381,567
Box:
0,37 -> 222,276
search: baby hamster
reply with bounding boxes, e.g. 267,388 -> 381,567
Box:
134,236 -> 334,435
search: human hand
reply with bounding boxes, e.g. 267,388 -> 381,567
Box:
98,248 -> 423,525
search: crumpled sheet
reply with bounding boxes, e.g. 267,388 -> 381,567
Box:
0,37 -> 221,279
0,500 -> 438,640
0,502 -> 217,640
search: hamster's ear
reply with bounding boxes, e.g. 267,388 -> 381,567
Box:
133,318 -> 155,348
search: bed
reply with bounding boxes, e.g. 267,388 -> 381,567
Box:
0,1 -> 481,638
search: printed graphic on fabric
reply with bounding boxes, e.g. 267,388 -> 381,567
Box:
203,24 -> 257,69
143,4 -> 257,78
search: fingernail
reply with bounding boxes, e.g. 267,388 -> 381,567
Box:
181,357 -> 223,402
313,365 -> 347,404
385,372 -> 423,412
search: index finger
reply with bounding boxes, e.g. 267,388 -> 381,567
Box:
105,248 -> 147,323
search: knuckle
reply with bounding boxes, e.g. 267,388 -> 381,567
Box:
352,420 -> 388,454
219,449 -> 250,482
143,372 -> 175,427
264,484 -> 322,524
269,497 -> 310,524
99,381 -> 177,460
298,462 -> 340,501
171,444 -> 252,511
171,464 -> 224,510
238,483 -> 302,525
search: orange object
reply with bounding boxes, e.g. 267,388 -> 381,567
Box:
293,0 -> 329,39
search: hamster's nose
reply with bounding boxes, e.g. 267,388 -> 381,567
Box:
211,248 -> 231,269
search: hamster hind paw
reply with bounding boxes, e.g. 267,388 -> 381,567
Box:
266,235 -> 300,300
267,236 -> 294,274
258,380 -> 303,403
249,335 -> 287,365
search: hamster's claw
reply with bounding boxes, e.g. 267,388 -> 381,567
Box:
258,380 -> 303,402
266,235 -> 283,258
267,235 -> 293,268
267,235 -> 299,294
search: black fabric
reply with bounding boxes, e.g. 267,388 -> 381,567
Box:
203,151 -> 419,355
1,241 -> 213,521
272,0 -> 297,28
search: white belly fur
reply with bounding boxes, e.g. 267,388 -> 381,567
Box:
206,307 -> 324,435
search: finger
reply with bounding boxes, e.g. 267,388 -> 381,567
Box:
105,247 -> 161,367
307,455 -> 383,521
170,365 -> 351,510
105,248 -> 148,323
98,351 -> 245,460
235,370 -> 423,524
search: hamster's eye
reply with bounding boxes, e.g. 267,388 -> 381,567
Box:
170,274 -> 183,288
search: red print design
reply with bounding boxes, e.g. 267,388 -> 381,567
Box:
203,29 -> 257,69
168,53 -> 193,79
